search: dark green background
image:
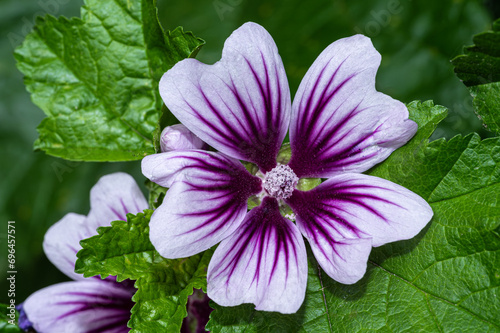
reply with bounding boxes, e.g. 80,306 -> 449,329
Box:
0,0 -> 497,306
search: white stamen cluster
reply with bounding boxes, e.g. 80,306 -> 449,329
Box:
263,164 -> 299,200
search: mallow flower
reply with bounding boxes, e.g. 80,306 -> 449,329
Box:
142,22 -> 433,313
19,173 -> 148,333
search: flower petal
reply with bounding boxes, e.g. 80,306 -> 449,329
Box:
286,173 -> 432,283
159,22 -> 290,172
160,124 -> 206,152
208,197 -> 307,313
142,151 -> 191,189
312,237 -> 372,284
43,213 -> 91,281
86,172 -> 148,232
288,35 -> 417,178
22,280 -> 133,333
146,150 -> 262,258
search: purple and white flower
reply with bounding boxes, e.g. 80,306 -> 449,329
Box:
19,173 -> 148,333
142,22 -> 433,313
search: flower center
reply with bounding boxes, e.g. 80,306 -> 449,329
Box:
263,164 -> 298,200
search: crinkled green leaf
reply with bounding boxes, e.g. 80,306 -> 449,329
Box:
0,304 -> 22,333
75,209 -> 212,332
145,179 -> 167,210
14,0 -> 203,161
452,18 -> 500,134
129,253 -> 211,332
207,101 -> 500,332
75,209 -> 158,280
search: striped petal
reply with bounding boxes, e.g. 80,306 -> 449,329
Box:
208,197 -> 307,313
286,173 -> 432,284
288,35 -> 417,178
144,150 -> 262,258
22,280 -> 133,333
159,22 -> 290,172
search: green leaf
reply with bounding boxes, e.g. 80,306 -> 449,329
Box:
76,209 -> 157,280
129,252 -> 211,332
146,181 -> 167,209
0,304 -> 22,333
452,18 -> 500,134
14,0 -> 203,161
76,210 -> 212,332
207,101 -> 500,332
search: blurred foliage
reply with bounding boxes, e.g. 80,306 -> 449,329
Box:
0,0 -> 494,309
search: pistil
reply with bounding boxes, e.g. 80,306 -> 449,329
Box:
263,164 -> 299,200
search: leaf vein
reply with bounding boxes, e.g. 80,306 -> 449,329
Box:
426,140 -> 475,203
409,248 -> 493,284
425,294 -> 444,333
456,285 -> 499,306
369,260 -> 500,329
36,17 -> 152,145
429,181 -> 500,205
317,263 -> 333,333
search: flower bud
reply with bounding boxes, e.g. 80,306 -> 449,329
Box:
160,124 -> 206,152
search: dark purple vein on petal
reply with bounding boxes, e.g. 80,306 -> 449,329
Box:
298,57 -> 349,140
287,191 -> 361,261
182,97 -> 243,149
172,153 -> 261,243
211,197 -> 300,290
84,312 -> 130,333
309,102 -> 364,153
198,88 -> 247,144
